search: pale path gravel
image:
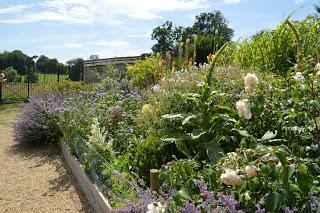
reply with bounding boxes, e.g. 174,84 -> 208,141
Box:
0,106 -> 94,213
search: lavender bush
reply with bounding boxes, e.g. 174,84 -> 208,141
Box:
13,93 -> 65,145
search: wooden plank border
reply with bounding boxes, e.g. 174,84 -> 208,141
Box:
61,142 -> 113,213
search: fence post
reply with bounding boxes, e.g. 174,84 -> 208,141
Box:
27,69 -> 30,100
57,68 -> 60,83
150,169 -> 159,193
0,81 -> 2,104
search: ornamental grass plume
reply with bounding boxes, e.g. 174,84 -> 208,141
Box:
236,99 -> 252,119
220,169 -> 241,186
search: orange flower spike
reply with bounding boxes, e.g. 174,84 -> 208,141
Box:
158,71 -> 164,80
189,58 -> 193,66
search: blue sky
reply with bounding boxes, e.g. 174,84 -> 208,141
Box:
0,0 -> 318,63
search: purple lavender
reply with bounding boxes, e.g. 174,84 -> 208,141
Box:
255,195 -> 266,213
309,193 -> 320,212
181,201 -> 201,213
13,93 -> 65,145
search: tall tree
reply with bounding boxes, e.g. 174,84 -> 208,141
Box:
151,11 -> 234,57
67,58 -> 84,81
89,55 -> 99,60
151,21 -> 175,55
192,11 -> 234,41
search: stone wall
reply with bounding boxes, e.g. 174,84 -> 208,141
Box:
83,55 -> 146,83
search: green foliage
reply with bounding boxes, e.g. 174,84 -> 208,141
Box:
220,16 -> 320,76
127,54 -> 161,87
24,71 -> 39,83
128,133 -> 176,182
151,11 -> 234,57
67,58 -> 84,81
151,21 -> 175,54
3,67 -> 19,82
36,55 -> 66,74
50,80 -> 93,94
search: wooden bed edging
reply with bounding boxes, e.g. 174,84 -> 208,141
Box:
61,142 -> 113,213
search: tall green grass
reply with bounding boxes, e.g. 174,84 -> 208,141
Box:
217,15 -> 320,76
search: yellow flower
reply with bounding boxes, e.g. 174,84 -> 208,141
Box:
141,104 -> 152,114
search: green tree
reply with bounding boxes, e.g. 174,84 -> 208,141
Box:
67,58 -> 84,81
192,11 -> 234,41
151,21 -> 175,55
89,55 -> 99,60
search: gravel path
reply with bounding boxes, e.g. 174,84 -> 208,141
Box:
0,106 -> 94,213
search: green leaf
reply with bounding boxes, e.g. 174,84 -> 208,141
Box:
175,141 -> 192,158
162,114 -> 184,119
274,151 -> 287,166
233,129 -> 251,137
178,188 -> 192,200
212,105 -> 237,114
182,115 -> 197,125
265,192 -> 281,212
191,129 -> 207,140
205,142 -> 224,164
282,165 -> 295,184
297,171 -> 313,194
259,130 -> 278,141
162,133 -> 192,142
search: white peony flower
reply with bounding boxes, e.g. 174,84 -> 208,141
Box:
244,73 -> 259,91
245,165 -> 257,177
292,72 -> 305,83
221,169 -> 241,186
236,99 -> 252,120
146,202 -> 165,213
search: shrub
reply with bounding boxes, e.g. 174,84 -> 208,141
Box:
13,93 -> 64,145
24,71 -> 39,83
3,67 -> 18,82
127,54 -> 161,87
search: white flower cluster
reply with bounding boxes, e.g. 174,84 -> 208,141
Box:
292,72 -> 305,83
88,118 -> 112,150
146,202 -> 165,213
220,165 -> 258,186
244,73 -> 259,92
245,165 -> 257,177
235,73 -> 259,120
220,169 -> 241,186
236,99 -> 252,120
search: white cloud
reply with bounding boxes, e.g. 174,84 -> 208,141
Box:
295,0 -> 305,4
90,40 -> 130,48
0,5 -> 29,14
0,0 -> 209,24
223,0 -> 242,4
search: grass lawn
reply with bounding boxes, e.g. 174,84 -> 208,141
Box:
20,73 -> 69,83
0,104 -> 18,126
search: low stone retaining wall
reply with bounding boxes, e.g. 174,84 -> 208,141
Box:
61,142 -> 112,213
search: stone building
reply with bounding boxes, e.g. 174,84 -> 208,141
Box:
83,55 -> 146,83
